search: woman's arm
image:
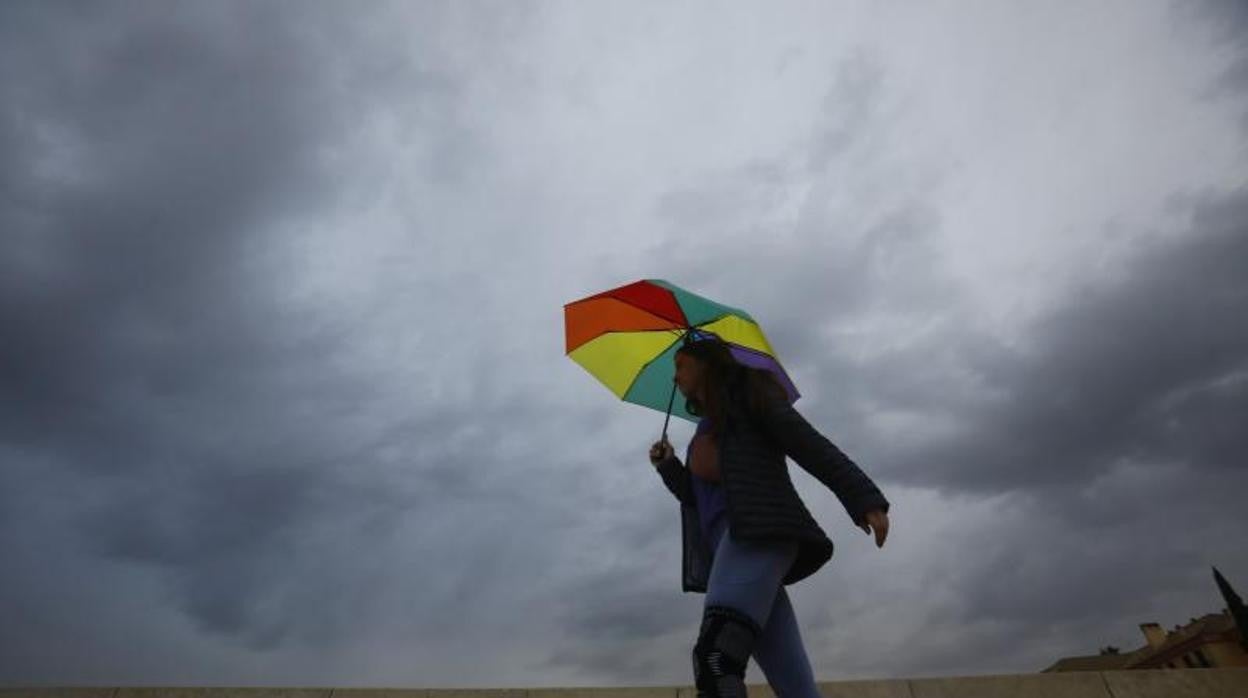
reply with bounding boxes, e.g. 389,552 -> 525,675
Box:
654,455 -> 694,506
754,389 -> 889,525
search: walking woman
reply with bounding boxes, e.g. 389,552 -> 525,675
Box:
648,336 -> 891,698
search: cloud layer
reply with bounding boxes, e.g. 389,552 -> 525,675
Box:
2,0 -> 1246,687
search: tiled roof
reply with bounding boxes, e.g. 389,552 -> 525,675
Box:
1041,652 -> 1135,673
1125,613 -> 1238,669
1043,611 -> 1244,672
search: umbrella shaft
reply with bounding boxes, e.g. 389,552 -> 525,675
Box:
662,380 -> 676,442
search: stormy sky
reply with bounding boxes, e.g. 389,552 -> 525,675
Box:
2,0 -> 1246,688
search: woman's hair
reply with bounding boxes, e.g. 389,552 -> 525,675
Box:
675,335 -> 788,440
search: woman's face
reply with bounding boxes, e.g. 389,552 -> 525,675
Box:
673,351 -> 704,399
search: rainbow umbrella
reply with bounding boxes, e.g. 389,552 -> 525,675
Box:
564,279 -> 799,440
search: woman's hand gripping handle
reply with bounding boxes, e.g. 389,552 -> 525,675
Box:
649,438 -> 675,466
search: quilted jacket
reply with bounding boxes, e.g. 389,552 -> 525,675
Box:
652,376 -> 890,593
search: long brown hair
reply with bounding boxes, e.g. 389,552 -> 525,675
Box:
675,335 -> 788,441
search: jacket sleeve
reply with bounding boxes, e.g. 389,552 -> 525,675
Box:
653,455 -> 694,506
755,390 -> 889,525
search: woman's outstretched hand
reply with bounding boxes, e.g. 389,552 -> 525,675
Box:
649,438 -> 675,465
859,510 -> 890,548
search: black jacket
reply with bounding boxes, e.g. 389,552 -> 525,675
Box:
653,377 -> 890,593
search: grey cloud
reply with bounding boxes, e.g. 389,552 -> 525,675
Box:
542,568 -> 700,683
1176,0 -> 1248,131
0,1 -> 356,451
4,0 -> 1246,688
815,188 -> 1248,675
896,188 -> 1248,498
1184,0 -> 1248,90
0,0 -> 458,663
805,51 -> 885,175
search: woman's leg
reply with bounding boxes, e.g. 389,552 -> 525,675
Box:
751,587 -> 821,698
696,525 -> 806,697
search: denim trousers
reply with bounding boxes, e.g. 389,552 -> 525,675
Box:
702,517 -> 822,698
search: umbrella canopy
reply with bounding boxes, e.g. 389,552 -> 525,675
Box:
564,279 -> 799,432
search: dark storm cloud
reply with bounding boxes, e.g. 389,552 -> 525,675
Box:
0,0 -> 458,663
891,189 -> 1248,499
0,0 -> 349,451
1178,0 -> 1248,132
824,190 -> 1248,672
1185,0 -> 1248,91
4,0 -> 1246,688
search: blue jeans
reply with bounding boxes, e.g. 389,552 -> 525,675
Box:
703,518 -> 821,698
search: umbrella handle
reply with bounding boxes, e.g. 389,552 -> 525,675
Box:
662,328 -> 691,445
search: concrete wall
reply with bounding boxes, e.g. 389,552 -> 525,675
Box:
4,668 -> 1248,698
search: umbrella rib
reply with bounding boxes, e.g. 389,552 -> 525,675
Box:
695,310 -> 761,330
566,281 -> 755,332
566,287 -> 688,326
620,327 -> 688,400
565,326 -> 686,357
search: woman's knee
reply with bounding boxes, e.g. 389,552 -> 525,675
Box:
692,604 -> 763,697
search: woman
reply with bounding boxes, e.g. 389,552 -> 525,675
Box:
648,336 -> 890,698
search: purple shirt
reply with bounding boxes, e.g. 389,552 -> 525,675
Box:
688,417 -> 727,543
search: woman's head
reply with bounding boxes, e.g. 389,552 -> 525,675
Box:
674,336 -> 736,406
673,335 -> 787,433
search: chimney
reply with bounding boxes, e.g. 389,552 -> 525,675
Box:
1140,622 -> 1167,648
